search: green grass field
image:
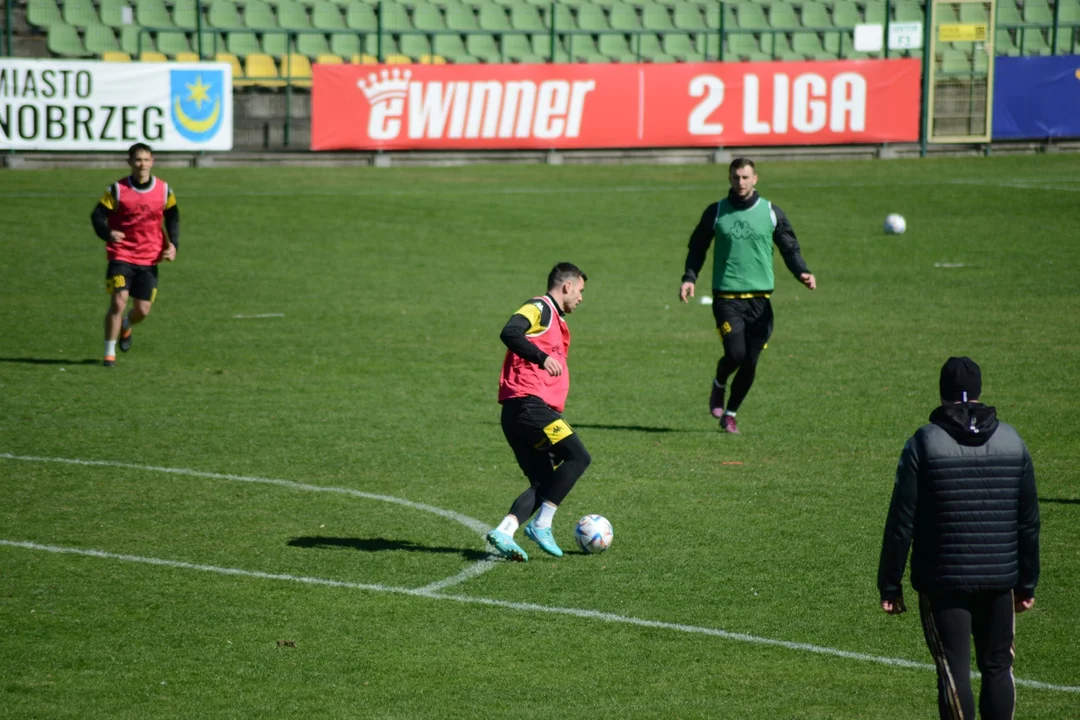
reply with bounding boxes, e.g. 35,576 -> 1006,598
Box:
2,155 -> 1079,719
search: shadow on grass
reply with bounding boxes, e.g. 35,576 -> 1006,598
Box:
0,357 -> 99,365
1039,498 -> 1080,506
287,535 -> 490,561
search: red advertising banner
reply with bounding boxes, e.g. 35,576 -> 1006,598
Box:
311,59 -> 921,151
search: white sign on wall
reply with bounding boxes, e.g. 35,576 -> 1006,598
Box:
0,60 -> 233,151
854,22 -> 924,53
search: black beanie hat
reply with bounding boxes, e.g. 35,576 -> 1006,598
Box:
940,356 -> 982,403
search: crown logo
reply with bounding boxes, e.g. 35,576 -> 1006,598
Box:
358,69 -> 412,104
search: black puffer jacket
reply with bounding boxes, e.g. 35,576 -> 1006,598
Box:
878,403 -> 1040,600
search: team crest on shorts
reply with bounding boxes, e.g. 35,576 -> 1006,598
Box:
170,69 -> 225,143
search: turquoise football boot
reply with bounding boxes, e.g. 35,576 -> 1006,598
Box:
485,529 -> 528,562
524,522 -> 563,558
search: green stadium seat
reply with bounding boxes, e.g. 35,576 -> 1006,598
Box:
557,0 -> 589,6
831,0 -> 858,27
823,29 -> 854,56
478,3 -> 512,29
608,4 -> 641,29
576,4 -> 608,30
672,2 -> 705,30
768,1 -> 798,27
1019,27 -> 1050,54
413,2 -> 447,30
278,0 -> 313,28
172,0 -> 200,29
726,31 -> 760,58
119,25 -> 146,54
501,32 -> 534,59
346,2 -> 377,29
1060,0 -> 1080,22
598,32 -> 637,61
565,33 -> 604,61
330,32 -> 364,56
930,3 -> 957,22
801,0 -> 830,27
542,4 -> 573,29
209,0 -> 245,29
736,3 -> 768,29
703,2 -> 736,29
313,2 -> 347,29
973,50 -> 989,72
432,33 -> 470,60
662,31 -> 703,60
792,30 -> 825,56
99,0 -> 131,28
263,31 -> 292,56
996,0 -> 1021,25
62,0 -> 99,27
245,0 -> 278,28
895,0 -> 924,22
28,0 -> 64,30
636,32 -> 668,60
47,22 -> 91,55
446,4 -> 479,29
84,24 -> 121,54
958,3 -> 987,23
1023,0 -> 1052,23
940,48 -> 969,73
227,30 -> 264,55
862,0 -> 886,24
155,29 -> 189,54
511,4 -> 545,29
531,32 -> 564,60
994,28 -> 1018,55
399,34 -> 433,58
466,33 -> 500,59
136,0 -> 173,28
641,2 -> 674,30
297,31 -> 332,56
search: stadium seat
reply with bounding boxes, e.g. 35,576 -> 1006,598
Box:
244,0 -> 278,28
445,4 -> 480,29
531,32 -> 564,60
862,0 -> 886,24
792,30 -> 826,57
958,3 -> 987,23
432,33 -> 470,60
27,0 -> 64,30
380,3 -> 412,31
244,52 -> 286,86
576,4 -> 609,30
736,3 -> 768,30
662,31 -> 704,61
768,2 -> 798,28
102,50 -> 132,61
313,2 -> 347,29
1022,0 -> 1052,23
209,0 -> 245,29
420,53 -> 450,63
47,23 -> 91,55
608,4 -> 641,30
801,1 -> 831,27
216,51 -> 251,85
641,3 -> 674,30
155,29 -> 191,56
279,53 -> 313,86
135,0 -> 173,28
929,3 -> 957,23
478,3 -> 512,30
995,28 -> 1019,56
330,32 -> 365,57
501,32 -> 533,59
399,34 -> 433,59
175,51 -> 200,61
511,4 -> 545,30
703,2 -> 736,30
1019,27 -> 1050,54
996,0 -> 1021,25
345,2 -> 377,30
98,0 -> 131,28
297,32 -> 332,57
725,31 -> 761,59
413,2 -> 448,30
172,0 -> 200,29
385,53 -> 413,63
315,52 -> 344,62
228,31 -> 263,56
62,0 -> 99,28
831,0 -> 858,27
262,32 -> 292,57
823,30 -> 854,56
1060,0 -> 1080,22
85,24 -> 122,55
466,33 -> 501,60
940,48 -> 969,73
139,50 -> 169,60
671,2 -> 705,30
637,32 -> 669,61
278,0 -> 314,28
119,25 -> 148,55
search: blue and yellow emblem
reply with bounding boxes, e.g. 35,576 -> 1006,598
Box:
170,69 -> 225,143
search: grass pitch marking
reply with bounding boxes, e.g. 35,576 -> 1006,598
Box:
0,451 -> 497,591
1,538 -> 1077,695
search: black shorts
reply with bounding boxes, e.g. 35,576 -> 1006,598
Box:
713,295 -> 773,349
105,260 -> 158,302
500,395 -> 576,453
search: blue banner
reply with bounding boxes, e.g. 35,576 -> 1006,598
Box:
993,55 -> 1080,139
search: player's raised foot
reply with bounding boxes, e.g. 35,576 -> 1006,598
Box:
486,529 -> 528,562
709,381 -> 725,418
119,328 -> 133,353
719,415 -> 740,434
103,356 -> 116,367
524,521 -> 563,557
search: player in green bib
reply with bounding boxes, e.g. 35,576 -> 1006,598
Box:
678,158 -> 817,434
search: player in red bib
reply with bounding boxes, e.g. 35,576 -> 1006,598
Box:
486,263 -> 591,562
90,143 -> 180,367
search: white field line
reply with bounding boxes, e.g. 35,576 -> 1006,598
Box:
2,539 -> 1078,695
232,313 -> 286,319
4,176 -> 1080,200
0,452 -> 497,592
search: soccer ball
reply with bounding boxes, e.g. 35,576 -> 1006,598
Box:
884,213 -> 906,235
574,514 -> 613,554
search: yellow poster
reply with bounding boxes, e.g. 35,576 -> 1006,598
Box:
939,23 -> 988,41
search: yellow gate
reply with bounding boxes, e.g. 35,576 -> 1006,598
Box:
926,0 -> 997,143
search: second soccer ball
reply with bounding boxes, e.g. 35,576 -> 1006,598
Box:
884,213 -> 907,235
575,514 -> 614,554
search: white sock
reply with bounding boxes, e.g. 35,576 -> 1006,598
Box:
104,340 -> 117,357
532,501 -> 558,530
496,515 -> 519,536
724,410 -> 736,417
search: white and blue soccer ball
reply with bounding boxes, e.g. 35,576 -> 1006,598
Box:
884,213 -> 907,235
574,514 -> 613,554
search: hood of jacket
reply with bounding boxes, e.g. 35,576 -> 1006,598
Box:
929,402 -> 999,446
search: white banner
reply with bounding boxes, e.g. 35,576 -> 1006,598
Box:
0,59 -> 233,151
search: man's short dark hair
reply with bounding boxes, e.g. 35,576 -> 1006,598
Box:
729,157 -> 756,173
547,262 -> 587,291
128,142 -> 153,158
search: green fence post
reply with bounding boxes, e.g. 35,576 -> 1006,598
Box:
718,0 -> 725,61
5,0 -> 13,58
884,0 -> 891,58
377,2 -> 384,61
1051,0 -> 1061,53
284,32 -> 292,148
550,2 -> 556,61
196,0 -> 204,58
919,0 -> 932,157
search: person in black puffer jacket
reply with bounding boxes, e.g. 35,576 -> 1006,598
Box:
877,356 -> 1040,720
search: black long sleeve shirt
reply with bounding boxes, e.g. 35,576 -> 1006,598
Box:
90,176 -> 180,249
